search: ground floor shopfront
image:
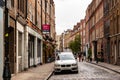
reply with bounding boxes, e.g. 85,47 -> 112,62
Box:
109,34 -> 120,65
43,40 -> 55,63
90,37 -> 104,62
23,26 -> 43,69
90,34 -> 120,66
7,21 -> 43,75
26,26 -> 43,68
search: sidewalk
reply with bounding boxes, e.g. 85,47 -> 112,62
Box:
11,62 -> 54,80
89,61 -> 120,74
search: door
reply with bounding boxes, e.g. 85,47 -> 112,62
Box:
28,34 -> 34,67
9,27 -> 15,74
119,41 -> 120,57
18,32 -> 22,72
114,43 -> 117,64
37,39 -> 41,64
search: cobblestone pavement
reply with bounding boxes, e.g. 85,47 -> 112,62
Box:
11,62 -> 54,80
49,62 -> 120,80
90,61 -> 120,74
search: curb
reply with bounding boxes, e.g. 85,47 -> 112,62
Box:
88,62 -> 120,74
44,70 -> 54,80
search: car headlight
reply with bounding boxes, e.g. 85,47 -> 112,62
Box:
55,64 -> 61,67
72,63 -> 77,66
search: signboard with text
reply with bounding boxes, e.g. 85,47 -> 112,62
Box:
42,24 -> 50,34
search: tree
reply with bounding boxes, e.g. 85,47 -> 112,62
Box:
88,48 -> 92,62
69,35 -> 81,54
69,41 -> 75,53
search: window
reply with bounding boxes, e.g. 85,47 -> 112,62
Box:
112,0 -> 114,7
29,3 -> 32,21
22,0 -> 24,13
118,15 -> 120,33
18,0 -> 19,9
28,35 -> 34,58
47,2 -> 49,14
83,30 -> 85,36
50,0 -> 53,5
83,38 -> 85,44
110,19 -> 114,35
45,0 -> 47,12
37,39 -> 41,57
11,0 -> 14,7
18,0 -> 25,13
42,0 -> 45,11
119,41 -> 120,56
18,32 -> 22,56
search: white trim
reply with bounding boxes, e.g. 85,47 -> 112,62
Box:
41,41 -> 43,63
16,30 -> 18,73
26,26 -> 42,39
24,27 -> 29,69
17,22 -> 24,33
34,37 -> 37,65
16,22 -> 24,73
26,26 -> 43,64
37,57 -> 41,64
30,58 -> 34,66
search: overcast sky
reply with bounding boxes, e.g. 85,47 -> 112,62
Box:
54,0 -> 92,35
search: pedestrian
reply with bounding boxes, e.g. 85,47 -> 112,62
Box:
83,52 -> 86,61
96,52 -> 100,63
96,58 -> 98,63
78,53 -> 81,62
90,57 -> 92,62
81,53 -> 84,62
82,57 -> 84,62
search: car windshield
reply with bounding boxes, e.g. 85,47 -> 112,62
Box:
59,54 -> 75,60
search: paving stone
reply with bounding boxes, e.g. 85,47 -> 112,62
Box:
49,62 -> 120,80
11,62 -> 54,80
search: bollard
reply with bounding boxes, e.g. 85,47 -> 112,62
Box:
3,57 -> 11,80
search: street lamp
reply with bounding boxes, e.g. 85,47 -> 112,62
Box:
3,0 -> 11,80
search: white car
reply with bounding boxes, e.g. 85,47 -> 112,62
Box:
54,52 -> 78,73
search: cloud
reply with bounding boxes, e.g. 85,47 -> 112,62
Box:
54,0 -> 92,35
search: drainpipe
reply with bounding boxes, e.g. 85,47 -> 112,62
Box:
3,0 -> 11,79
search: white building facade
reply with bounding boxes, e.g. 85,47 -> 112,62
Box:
16,22 -> 43,72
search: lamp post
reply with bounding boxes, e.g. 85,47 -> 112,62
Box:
3,0 -> 11,80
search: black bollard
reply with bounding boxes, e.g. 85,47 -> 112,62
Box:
3,57 -> 11,80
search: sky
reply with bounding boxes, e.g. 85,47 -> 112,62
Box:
54,0 -> 92,35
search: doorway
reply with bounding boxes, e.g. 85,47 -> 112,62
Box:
28,34 -> 34,67
18,32 -> 22,72
114,42 -> 117,64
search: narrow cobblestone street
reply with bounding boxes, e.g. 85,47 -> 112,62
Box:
49,62 -> 120,80
1,0 -> 120,80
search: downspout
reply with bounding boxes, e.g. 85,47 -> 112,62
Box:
41,0 -> 43,64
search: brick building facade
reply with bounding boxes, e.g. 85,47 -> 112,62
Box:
2,0 -> 55,78
108,0 -> 120,65
103,0 -> 120,65
86,0 -> 104,61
